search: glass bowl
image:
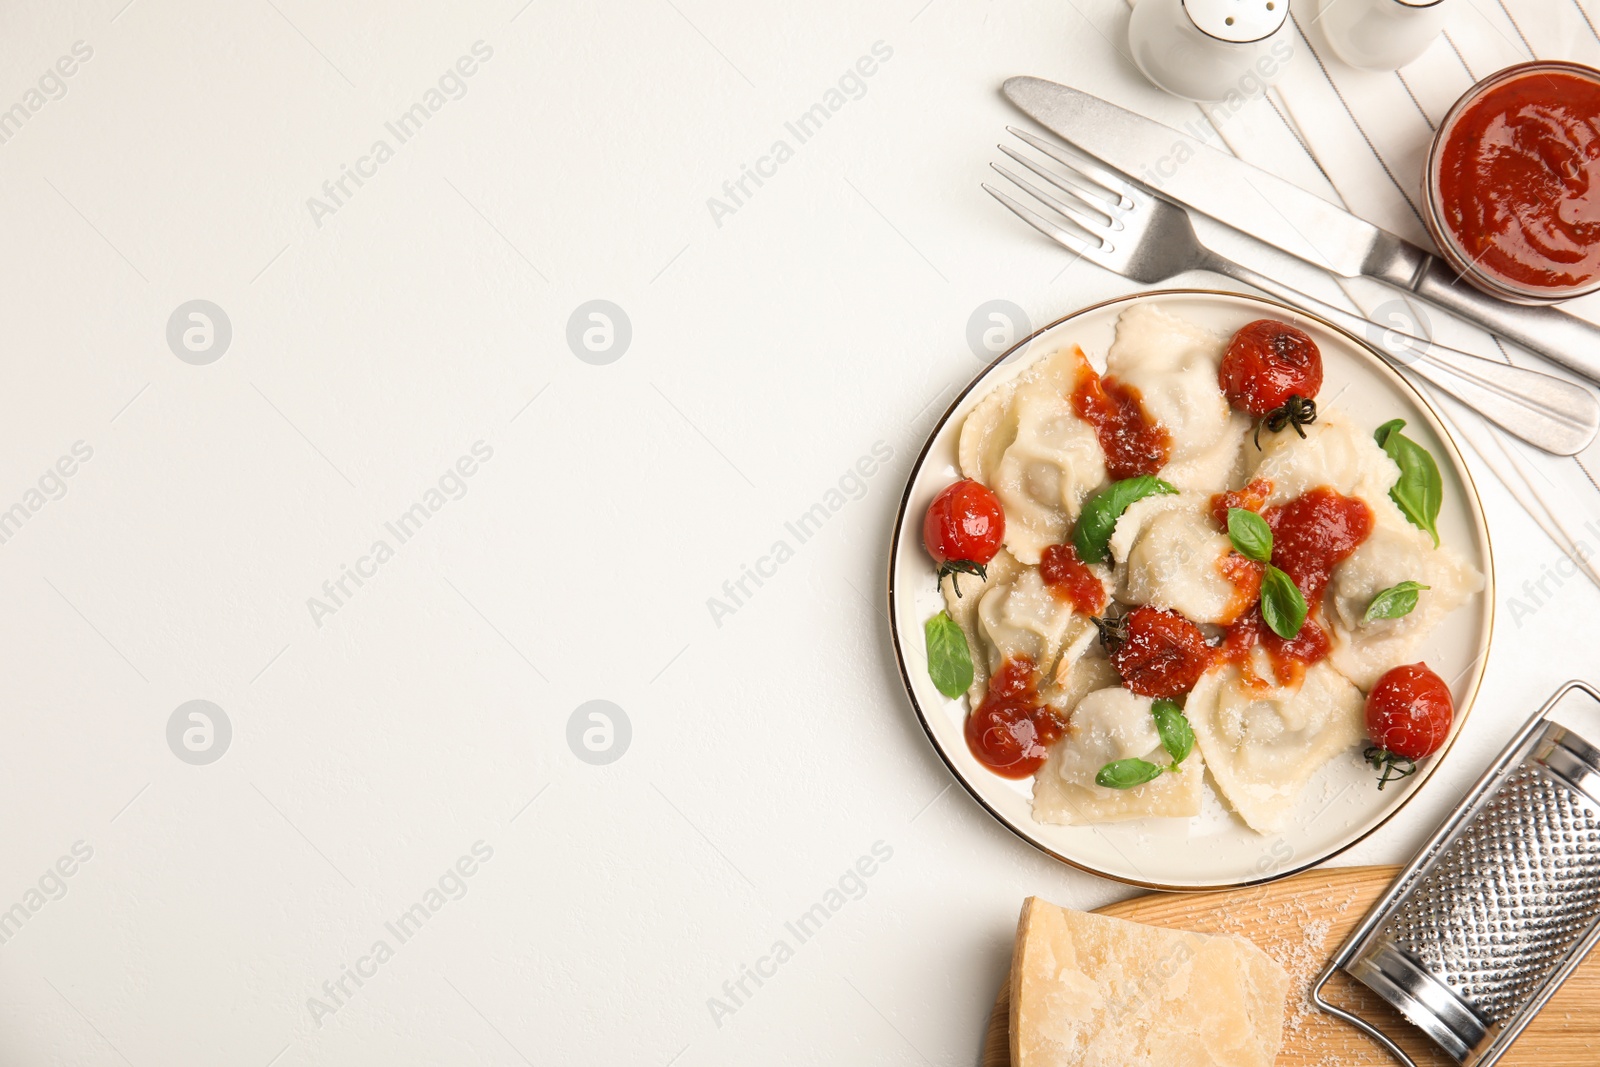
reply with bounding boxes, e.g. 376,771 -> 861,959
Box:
1423,60 -> 1600,306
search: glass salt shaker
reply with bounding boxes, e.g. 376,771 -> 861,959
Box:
1321,0 -> 1452,72
1127,0 -> 1294,103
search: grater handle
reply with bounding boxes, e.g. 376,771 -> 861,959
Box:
1311,964 -> 1420,1067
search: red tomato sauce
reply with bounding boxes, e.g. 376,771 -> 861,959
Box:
1040,542 -> 1107,614
1217,552 -> 1265,626
1210,478 -> 1274,529
1071,350 -> 1171,480
1209,478 -> 1275,625
965,656 -> 1066,778
1210,485 -> 1368,687
1438,69 -> 1600,290
1218,612 -> 1332,690
1263,487 -> 1373,604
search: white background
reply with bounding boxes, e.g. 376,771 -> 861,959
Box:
2,1 -> 1597,1064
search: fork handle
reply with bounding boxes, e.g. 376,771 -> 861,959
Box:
1208,259 -> 1600,456
1406,257 -> 1600,386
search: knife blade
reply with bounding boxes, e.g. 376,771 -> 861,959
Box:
1003,76 -> 1600,385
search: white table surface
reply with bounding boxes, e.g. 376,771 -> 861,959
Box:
3,1 -> 1596,1064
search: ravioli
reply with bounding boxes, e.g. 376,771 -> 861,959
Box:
939,548 -> 1024,706
1185,660 -> 1364,834
1109,493 -> 1252,625
959,346 -> 1107,565
1325,520 -> 1483,689
1105,303 -> 1250,491
1246,408 -> 1483,688
1246,409 -> 1404,516
1033,683 -> 1205,825
939,551 -> 1100,706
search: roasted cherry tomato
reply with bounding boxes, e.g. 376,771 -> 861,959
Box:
1105,606 -> 1212,698
923,479 -> 1004,596
1219,319 -> 1323,443
1364,662 -> 1454,789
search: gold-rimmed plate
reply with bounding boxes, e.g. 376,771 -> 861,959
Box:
887,290 -> 1494,891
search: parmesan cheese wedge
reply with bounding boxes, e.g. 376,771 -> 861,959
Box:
1010,897 -> 1289,1067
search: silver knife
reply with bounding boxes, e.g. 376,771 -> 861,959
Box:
1003,76 -> 1600,385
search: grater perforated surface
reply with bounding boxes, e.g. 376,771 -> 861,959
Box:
1378,765 -> 1600,1022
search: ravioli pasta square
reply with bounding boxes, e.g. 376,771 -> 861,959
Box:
939,548 -> 1024,706
1109,493 -> 1252,626
1325,521 -> 1483,689
1033,684 -> 1205,825
939,551 -> 1102,707
1246,407 -> 1484,688
960,345 -> 1107,565
977,565 -> 1086,677
1246,409 -> 1403,516
1105,303 -> 1250,491
1185,661 -> 1364,834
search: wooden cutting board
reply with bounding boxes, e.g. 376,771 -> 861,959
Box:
981,865 -> 1600,1066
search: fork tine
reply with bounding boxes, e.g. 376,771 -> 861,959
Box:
989,163 -> 1113,246
1007,126 -> 1138,207
997,143 -> 1122,218
996,146 -> 1122,231
982,181 -> 1097,259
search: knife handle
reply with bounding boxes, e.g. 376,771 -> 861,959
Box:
1409,258 -> 1600,385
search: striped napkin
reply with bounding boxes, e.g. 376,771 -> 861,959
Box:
1177,0 -> 1600,600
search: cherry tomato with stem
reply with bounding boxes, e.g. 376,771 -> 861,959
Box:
924,479 -> 1005,596
1219,319 -> 1323,447
1364,662 -> 1454,789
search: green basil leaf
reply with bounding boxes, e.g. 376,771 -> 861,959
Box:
924,611 -> 973,699
1095,757 -> 1165,790
1362,580 -> 1430,623
1259,564 -> 1308,639
1151,699 -> 1194,766
1226,507 -> 1273,563
1374,418 -> 1443,547
1073,475 -> 1178,565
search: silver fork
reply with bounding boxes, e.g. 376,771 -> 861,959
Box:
984,127 -> 1600,456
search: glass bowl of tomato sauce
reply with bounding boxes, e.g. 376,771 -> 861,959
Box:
1424,61 -> 1600,305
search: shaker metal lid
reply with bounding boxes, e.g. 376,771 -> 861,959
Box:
1181,0 -> 1288,43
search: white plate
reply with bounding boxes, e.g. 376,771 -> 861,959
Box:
887,290 -> 1494,891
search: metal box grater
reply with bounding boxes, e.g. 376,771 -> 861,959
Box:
1314,680 -> 1600,1067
